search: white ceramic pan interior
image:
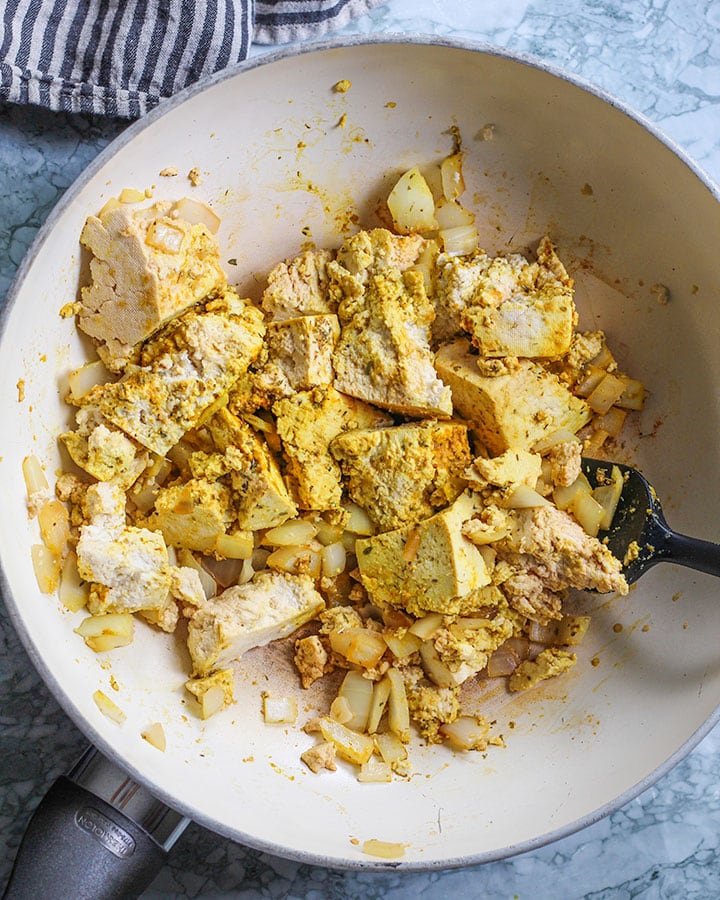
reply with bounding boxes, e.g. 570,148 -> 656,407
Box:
2,38 -> 720,869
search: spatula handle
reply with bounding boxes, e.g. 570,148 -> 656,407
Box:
663,530 -> 720,578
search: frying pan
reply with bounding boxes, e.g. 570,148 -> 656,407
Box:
2,36 -> 720,894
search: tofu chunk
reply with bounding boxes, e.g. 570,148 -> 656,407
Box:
88,290 -> 265,456
331,420 -> 471,531
61,405 -> 148,490
273,387 -> 391,509
467,449 -> 543,491
355,491 -> 490,617
435,339 -> 590,454
333,228 -> 426,284
259,314 -> 340,397
262,249 -> 335,321
148,479 -> 232,553
187,571 -> 325,675
432,249 -> 498,344
333,268 -> 452,418
78,201 -> 225,372
508,648 -> 577,692
77,482 -> 171,615
462,238 -> 575,359
206,408 -> 297,530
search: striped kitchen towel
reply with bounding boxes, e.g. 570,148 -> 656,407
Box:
0,0 -> 385,118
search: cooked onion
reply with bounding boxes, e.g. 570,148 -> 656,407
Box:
338,671 -> 373,731
387,166 -> 437,234
171,197 -> 221,234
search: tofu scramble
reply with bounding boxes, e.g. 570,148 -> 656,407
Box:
24,155 -> 645,780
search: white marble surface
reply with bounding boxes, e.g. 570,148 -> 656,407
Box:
2,1 -> 720,897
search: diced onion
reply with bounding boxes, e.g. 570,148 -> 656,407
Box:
594,406 -> 627,439
357,757 -> 392,783
439,225 -> 479,256
367,677 -> 391,734
487,643 -> 520,677
201,685 -> 226,719
31,544 -> 60,594
215,531 -> 254,559
145,220 -> 184,253
343,502 -> 375,536
592,464 -> 624,530
383,630 -> 422,659
318,716 -> 374,765
387,166 -> 438,234
141,722 -> 167,751
374,731 -> 408,770
171,197 -> 221,234
527,620 -> 558,644
408,612 -> 444,640
119,187 -> 146,203
440,152 -> 466,200
386,667 -> 410,743
315,519 -> 345,546
321,541 -> 346,578
202,556 -> 244,588
93,690 -> 126,725
330,695 -> 354,725
585,372 -> 627,415
67,360 -> 111,401
22,455 -> 48,497
329,627 -> 386,668
75,613 -> 135,652
554,615 -> 591,646
434,199 -> 474,230
532,429 -> 581,454
553,473 -> 592,511
58,552 -> 89,612
583,428 -> 610,457
439,716 -> 490,750
570,489 -> 605,537
262,694 -> 298,724
616,376 -> 646,410
501,485 -> 552,509
263,519 -> 318,547
38,500 -> 70,556
266,545 -> 321,579
575,365 -> 607,398
338,671 -> 374,732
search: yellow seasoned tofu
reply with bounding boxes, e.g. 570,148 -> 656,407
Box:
433,249 -> 501,344
206,408 -> 297,530
260,314 -> 340,396
355,491 -> 490,617
187,571 -> 325,675
273,387 -> 391,510
461,237 -> 576,359
88,290 -> 265,456
435,339 -> 590,454
60,405 -> 148,490
148,479 -> 232,553
79,201 -> 226,372
76,482 -> 172,615
331,420 -> 471,531
332,228 -> 426,283
261,249 -> 335,321
332,268 -> 453,418
508,648 -> 577,692
467,448 -> 543,490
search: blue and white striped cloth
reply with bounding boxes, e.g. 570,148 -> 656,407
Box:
0,0 -> 384,118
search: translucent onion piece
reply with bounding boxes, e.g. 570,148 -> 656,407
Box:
215,531 -> 254,560
171,197 -> 221,234
263,519 -> 318,547
202,555 -> 244,588
439,225 -> 479,256
386,667 -> 410,743
38,499 -> 70,556
330,696 -> 354,725
321,541 -> 346,578
386,166 -> 438,234
527,620 -> 557,644
434,198 -> 474,230
553,473 -> 593,511
329,627 -> 386,669
58,552 -> 89,612
586,372 -> 627,415
570,488 -> 605,537
501,485 -> 552,509
145,220 -> 184,253
93,690 -> 126,725
201,685 -> 226,719
31,544 -> 60,594
22,455 -> 48,497
486,642 -> 520,677
75,613 -> 134,652
266,545 -> 321,579
532,428 -> 581,454
67,360 -> 111,402
343,502 -> 375,536
119,187 -> 146,203
367,677 -> 391,734
575,365 -> 606,398
374,731 -> 409,770
141,722 -> 167,751
357,757 -> 392,783
440,152 -> 466,200
440,716 -> 490,750
383,630 -> 422,659
594,406 -> 627,439
318,716 -> 374,765
262,694 -> 298,724
338,671 -> 374,732
592,464 -> 624,530
408,612 -> 444,640
554,615 -> 591,646
616,376 -> 646,410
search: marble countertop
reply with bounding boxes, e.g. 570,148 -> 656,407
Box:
2,1 -> 720,897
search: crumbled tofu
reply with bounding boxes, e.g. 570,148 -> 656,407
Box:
88,290 -> 265,455
402,668 -> 460,742
435,340 -> 591,454
61,405 -> 148,490
500,505 -> 628,596
187,571 -> 325,675
76,482 -> 171,615
432,249 -> 496,344
332,266 -> 452,418
206,408 -> 297,530
547,440 -> 582,487
356,491 -> 490,616
508,648 -> 577,692
273,387 -> 391,509
78,201 -> 225,371
497,568 -> 564,624
461,238 -> 576,359
301,741 -> 338,773
467,448 -> 542,491
258,314 -> 340,397
262,249 -> 335,321
431,612 -> 516,684
332,228 -> 426,284
294,634 -> 330,688
169,564 -> 208,612
331,420 -> 471,531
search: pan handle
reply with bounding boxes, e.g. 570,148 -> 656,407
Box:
2,749 -> 189,900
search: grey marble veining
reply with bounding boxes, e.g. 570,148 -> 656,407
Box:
2,1 -> 720,897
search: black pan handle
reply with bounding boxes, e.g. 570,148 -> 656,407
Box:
2,747 -> 189,900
